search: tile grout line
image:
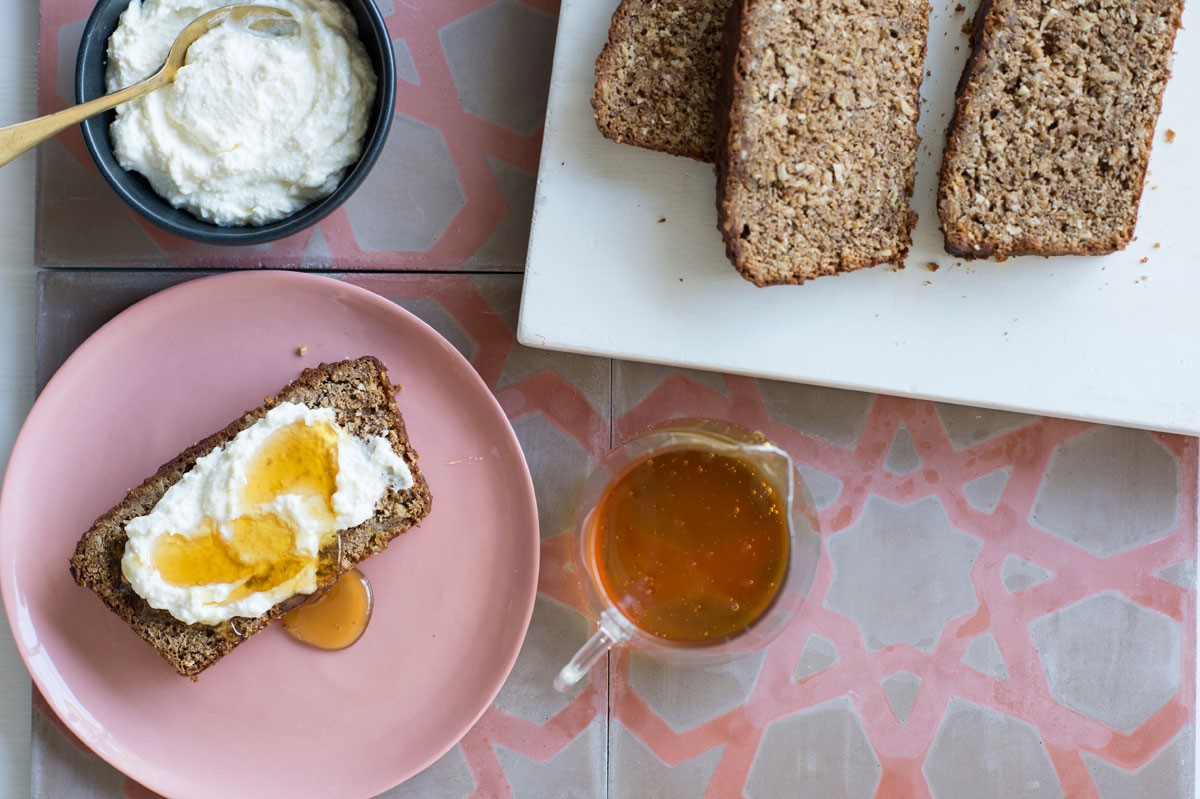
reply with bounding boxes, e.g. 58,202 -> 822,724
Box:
605,355 -> 614,799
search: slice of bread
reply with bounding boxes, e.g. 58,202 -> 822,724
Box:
69,357 -> 431,678
715,0 -> 928,285
938,0 -> 1183,258
593,0 -> 734,161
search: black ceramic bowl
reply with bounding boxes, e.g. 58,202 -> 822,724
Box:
75,0 -> 395,245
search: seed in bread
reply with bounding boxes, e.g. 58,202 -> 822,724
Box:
593,0 -> 735,161
715,0 -> 929,285
937,0 -> 1183,258
69,357 -> 431,678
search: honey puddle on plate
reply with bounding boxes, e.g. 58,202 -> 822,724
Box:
282,568 -> 374,650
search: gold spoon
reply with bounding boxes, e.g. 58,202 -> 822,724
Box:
0,4 -> 296,168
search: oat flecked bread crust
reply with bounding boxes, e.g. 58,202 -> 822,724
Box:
69,357 -> 432,679
593,0 -> 735,161
715,0 -> 928,285
937,0 -> 1184,259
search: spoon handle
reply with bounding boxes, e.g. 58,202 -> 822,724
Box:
0,70 -> 169,169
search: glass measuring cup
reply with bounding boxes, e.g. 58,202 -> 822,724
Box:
554,418 -> 821,692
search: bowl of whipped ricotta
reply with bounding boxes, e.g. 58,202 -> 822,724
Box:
76,0 -> 395,245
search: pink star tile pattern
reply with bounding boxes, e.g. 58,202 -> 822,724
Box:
34,0 -> 557,268
607,380 -> 1196,798
30,272 -> 1197,797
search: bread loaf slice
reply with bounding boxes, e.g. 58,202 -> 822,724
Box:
69,357 -> 431,678
938,0 -> 1183,258
715,0 -> 928,285
593,0 -> 734,161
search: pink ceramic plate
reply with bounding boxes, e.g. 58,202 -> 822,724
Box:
0,272 -> 540,799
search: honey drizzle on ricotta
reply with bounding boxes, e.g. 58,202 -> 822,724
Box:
122,403 -> 412,625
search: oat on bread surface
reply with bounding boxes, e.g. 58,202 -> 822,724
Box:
715,0 -> 928,285
69,357 -> 432,678
938,0 -> 1183,258
593,0 -> 735,161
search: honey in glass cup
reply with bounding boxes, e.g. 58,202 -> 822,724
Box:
555,419 -> 820,691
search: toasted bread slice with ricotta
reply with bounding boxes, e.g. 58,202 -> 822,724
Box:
70,357 -> 431,678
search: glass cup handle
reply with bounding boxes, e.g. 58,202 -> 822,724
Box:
554,610 -> 626,692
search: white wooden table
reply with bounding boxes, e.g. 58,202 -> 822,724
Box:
0,0 -> 42,794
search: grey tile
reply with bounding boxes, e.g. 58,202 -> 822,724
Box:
613,362 -> 726,420
392,37 -> 419,85
933,404 -> 1037,450
962,632 -> 1009,681
345,114 -> 465,253
759,380 -> 874,448
36,141 -> 166,266
1156,560 -> 1196,591
1000,555 -> 1054,595
881,671 -> 920,724
1031,427 -> 1180,557
511,413 -> 592,540
1030,592 -> 1180,733
963,468 -> 1011,514
492,597 -> 594,724
792,634 -> 839,682
825,496 -> 981,652
56,19 -> 85,107
924,698 -> 1062,798
628,650 -> 766,734
796,466 -> 843,511
389,296 -> 478,364
884,425 -> 921,475
439,0 -> 557,135
494,718 -> 605,799
609,722 -> 722,799
746,697 -> 881,799
31,702 -> 127,799
468,157 -> 535,267
301,227 -> 333,268
1084,725 -> 1195,799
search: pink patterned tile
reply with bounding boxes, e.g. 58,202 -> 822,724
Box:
35,1 -> 553,268
606,370 -> 1196,798
28,274 -> 1198,796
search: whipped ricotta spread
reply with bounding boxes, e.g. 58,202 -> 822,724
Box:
122,402 -> 413,625
106,0 -> 377,225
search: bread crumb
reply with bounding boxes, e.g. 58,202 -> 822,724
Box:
1141,275 -> 1149,281
961,18 -> 974,35
658,217 -> 667,224
1165,128 -> 1176,143
922,280 -> 932,286
954,2 -> 965,10
296,345 -> 308,356
1140,257 -> 1149,263
925,262 -> 939,272
1154,242 -> 1161,248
